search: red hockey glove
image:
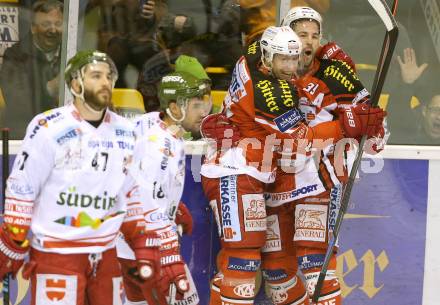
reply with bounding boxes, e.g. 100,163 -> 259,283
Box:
316,42 -> 356,71
131,231 -> 161,285
0,226 -> 29,279
339,104 -> 387,139
158,249 -> 189,300
200,113 -> 240,150
175,201 -> 193,235
366,124 -> 386,154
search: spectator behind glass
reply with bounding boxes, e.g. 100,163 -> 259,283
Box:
240,0 -> 330,45
137,54 -> 210,139
105,0 -> 196,88
420,95 -> 440,144
0,0 -> 63,139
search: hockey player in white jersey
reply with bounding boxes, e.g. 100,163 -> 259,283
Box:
0,50 -> 164,305
117,69 -> 212,305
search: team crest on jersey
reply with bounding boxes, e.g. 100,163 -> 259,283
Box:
242,194 -> 266,232
294,204 -> 327,243
262,214 -> 281,253
36,274 -> 77,304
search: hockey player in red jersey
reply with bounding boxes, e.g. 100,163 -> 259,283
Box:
200,25 -> 385,305
0,50 -> 163,305
117,69 -> 212,305
275,7 -> 387,304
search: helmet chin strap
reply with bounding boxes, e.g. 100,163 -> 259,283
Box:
165,104 -> 192,139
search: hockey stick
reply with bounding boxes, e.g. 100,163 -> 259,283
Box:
312,0 -> 399,302
2,128 -> 10,305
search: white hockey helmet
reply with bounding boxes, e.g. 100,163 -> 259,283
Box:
281,6 -> 322,34
260,26 -> 302,66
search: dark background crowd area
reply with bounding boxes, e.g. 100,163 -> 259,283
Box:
0,0 -> 439,144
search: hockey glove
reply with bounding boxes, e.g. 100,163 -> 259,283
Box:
175,201 -> 193,235
366,124 -> 386,154
131,231 -> 161,284
200,113 -> 240,150
0,225 -> 29,279
316,42 -> 356,71
158,249 -> 189,300
339,104 -> 387,139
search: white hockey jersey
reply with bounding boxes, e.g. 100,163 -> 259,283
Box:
4,104 -> 139,254
116,112 -> 185,259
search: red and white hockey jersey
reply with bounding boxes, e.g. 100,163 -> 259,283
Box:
117,112 -> 185,259
4,104 -> 140,254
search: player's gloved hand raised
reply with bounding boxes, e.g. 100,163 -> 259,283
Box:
131,231 -> 161,285
158,250 -> 189,300
0,225 -> 29,279
366,124 -> 386,154
175,201 -> 193,235
316,42 -> 356,71
339,103 -> 387,139
200,113 -> 240,150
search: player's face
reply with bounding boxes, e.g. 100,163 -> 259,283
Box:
31,9 -> 63,52
422,95 -> 440,140
271,53 -> 299,81
181,94 -> 212,139
292,20 -> 320,71
82,62 -> 114,111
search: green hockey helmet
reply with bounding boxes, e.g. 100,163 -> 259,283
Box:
64,50 -> 118,88
158,71 -> 210,110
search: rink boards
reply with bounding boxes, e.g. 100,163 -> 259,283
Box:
1,143 -> 439,305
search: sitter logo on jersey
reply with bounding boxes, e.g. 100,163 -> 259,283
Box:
220,176 -> 241,241
323,62 -> 357,92
294,204 -> 327,243
247,41 -> 258,55
262,214 -> 281,253
56,187 -> 116,210
242,194 -> 266,232
273,108 -> 304,132
227,257 -> 261,272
